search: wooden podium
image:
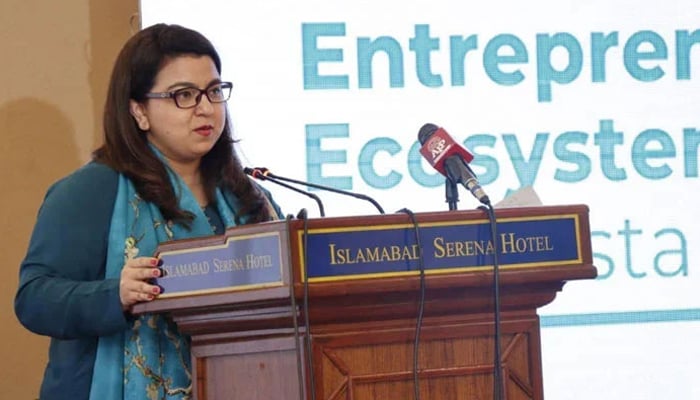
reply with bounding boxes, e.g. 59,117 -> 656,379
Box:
133,205 -> 596,400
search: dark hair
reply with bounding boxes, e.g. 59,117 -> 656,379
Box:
93,23 -> 271,225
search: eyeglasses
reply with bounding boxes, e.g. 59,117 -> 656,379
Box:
144,81 -> 233,109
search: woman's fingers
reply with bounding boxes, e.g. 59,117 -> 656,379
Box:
119,257 -> 163,309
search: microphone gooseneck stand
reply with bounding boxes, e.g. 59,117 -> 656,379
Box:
244,168 -> 326,217
444,176 -> 460,211
251,168 -> 385,214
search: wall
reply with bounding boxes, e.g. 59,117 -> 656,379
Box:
0,0 -> 138,397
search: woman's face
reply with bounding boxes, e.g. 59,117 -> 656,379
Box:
129,55 -> 226,170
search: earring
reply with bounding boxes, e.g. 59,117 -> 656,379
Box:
136,118 -> 149,131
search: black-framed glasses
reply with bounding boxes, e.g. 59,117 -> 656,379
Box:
144,81 -> 233,109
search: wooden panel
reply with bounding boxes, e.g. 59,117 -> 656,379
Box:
193,336 -> 304,400
309,311 -> 541,400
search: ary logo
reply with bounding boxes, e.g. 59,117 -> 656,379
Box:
427,137 -> 447,160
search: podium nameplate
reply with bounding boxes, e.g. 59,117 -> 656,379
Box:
150,208 -> 588,298
299,213 -> 584,282
155,231 -> 285,298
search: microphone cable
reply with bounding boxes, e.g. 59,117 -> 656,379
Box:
398,208 -> 426,400
297,208 -> 317,400
287,212 -> 306,400
480,204 -> 503,400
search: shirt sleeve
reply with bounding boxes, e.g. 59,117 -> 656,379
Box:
14,162 -> 131,340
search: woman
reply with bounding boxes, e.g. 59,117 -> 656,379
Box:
15,24 -> 282,399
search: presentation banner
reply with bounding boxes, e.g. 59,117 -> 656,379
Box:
140,1 -> 699,398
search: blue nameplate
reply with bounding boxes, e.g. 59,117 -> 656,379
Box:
155,232 -> 284,298
299,214 -> 583,282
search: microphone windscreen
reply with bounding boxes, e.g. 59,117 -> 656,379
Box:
418,123 -> 439,144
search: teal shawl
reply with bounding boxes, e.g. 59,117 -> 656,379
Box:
90,155 -> 240,399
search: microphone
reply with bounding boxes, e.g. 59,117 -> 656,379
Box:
244,167 -> 326,217
246,167 -> 385,214
418,123 -> 490,205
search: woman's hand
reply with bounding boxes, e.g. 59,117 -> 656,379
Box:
119,257 -> 162,311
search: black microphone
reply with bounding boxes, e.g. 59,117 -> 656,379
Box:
247,167 -> 385,214
244,167 -> 326,217
418,123 -> 490,205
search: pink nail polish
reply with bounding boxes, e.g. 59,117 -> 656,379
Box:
152,287 -> 160,294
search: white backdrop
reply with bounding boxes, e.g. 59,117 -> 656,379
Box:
141,1 -> 700,398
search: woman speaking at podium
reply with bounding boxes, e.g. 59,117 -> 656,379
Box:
15,23 -> 282,399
